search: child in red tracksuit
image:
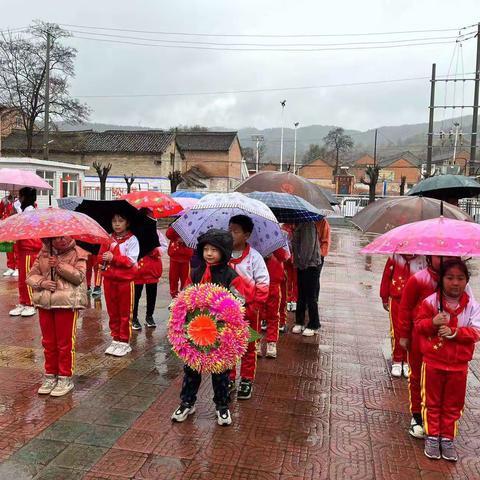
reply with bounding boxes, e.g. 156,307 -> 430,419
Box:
99,213 -> 139,357
228,215 -> 270,400
9,187 -> 42,318
0,194 -> 18,277
415,259 -> 480,462
166,226 -> 193,298
380,254 -> 426,378
260,247 -> 290,359
282,224 -> 297,311
27,236 -> 88,397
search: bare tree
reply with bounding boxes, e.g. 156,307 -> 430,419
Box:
323,128 -> 354,177
0,22 -> 89,155
168,170 -> 183,193
93,162 -> 112,200
399,175 -> 407,196
361,165 -> 381,204
124,174 -> 135,193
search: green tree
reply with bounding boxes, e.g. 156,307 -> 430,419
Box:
302,144 -> 326,165
323,128 -> 354,176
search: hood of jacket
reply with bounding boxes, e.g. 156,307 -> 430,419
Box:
196,229 -> 233,264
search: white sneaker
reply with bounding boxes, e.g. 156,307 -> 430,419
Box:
402,363 -> 410,378
290,302 -> 297,312
256,342 -> 263,357
9,304 -> 26,316
20,306 -> 36,317
302,328 -> 317,337
38,374 -> 57,394
111,342 -> 132,357
291,325 -> 304,334
105,341 -> 119,355
266,342 -> 277,358
216,408 -> 232,426
391,363 -> 402,378
172,404 -> 196,422
11,269 -> 18,277
3,268 -> 14,276
409,417 -> 425,439
50,376 -> 74,397
287,302 -> 292,312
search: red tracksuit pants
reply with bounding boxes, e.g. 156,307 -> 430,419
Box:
6,244 -> 17,270
421,363 -> 467,439
169,260 -> 190,298
39,308 -> 78,377
263,283 -> 282,342
285,261 -> 297,303
280,278 -> 287,328
104,278 -> 134,343
230,309 -> 260,382
389,297 -> 407,363
86,256 -> 101,289
408,333 -> 423,415
18,251 -> 37,306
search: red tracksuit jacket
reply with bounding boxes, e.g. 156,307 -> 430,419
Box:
265,247 -> 290,285
415,291 -> 480,371
98,232 -> 139,281
166,226 -> 193,263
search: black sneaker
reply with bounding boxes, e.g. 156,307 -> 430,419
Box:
132,318 -> 142,331
92,287 -> 102,298
279,324 -> 287,334
237,379 -> 253,400
171,403 -> 195,422
86,287 -> 92,295
227,380 -> 236,396
145,316 -> 156,328
216,407 -> 232,426
261,320 -> 267,331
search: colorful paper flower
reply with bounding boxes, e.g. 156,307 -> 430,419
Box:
168,283 -> 248,374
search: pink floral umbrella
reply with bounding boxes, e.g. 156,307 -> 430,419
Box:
361,217 -> 480,257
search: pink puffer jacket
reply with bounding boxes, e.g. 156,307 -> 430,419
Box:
27,240 -> 88,310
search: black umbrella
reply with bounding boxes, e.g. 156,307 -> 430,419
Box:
76,199 -> 159,259
407,174 -> 480,200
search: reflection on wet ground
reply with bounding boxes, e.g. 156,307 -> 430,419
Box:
0,226 -> 479,479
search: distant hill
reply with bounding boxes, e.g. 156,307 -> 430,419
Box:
57,115 -> 474,164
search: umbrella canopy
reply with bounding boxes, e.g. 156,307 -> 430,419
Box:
407,174 -> 480,200
361,216 -> 480,257
119,191 -> 182,218
76,199 -> 160,259
351,196 -> 472,234
0,208 -> 110,244
175,197 -> 199,211
171,191 -> 206,199
56,196 -> 84,211
245,191 -> 329,223
172,192 -> 286,256
320,188 -> 339,205
0,168 -> 53,191
235,171 -> 334,212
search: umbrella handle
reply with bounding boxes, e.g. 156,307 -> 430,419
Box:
438,256 -> 443,312
50,239 -> 55,281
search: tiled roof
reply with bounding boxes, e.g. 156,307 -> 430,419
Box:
176,132 -> 237,152
377,151 -> 422,167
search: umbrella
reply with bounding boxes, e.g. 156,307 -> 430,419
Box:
351,196 -> 472,234
171,191 -> 205,199
172,192 -> 286,256
235,171 -> 334,212
76,199 -> 160,259
320,188 -> 339,205
245,191 -> 329,223
0,208 -> 110,244
360,216 -> 480,257
119,191 -> 183,218
56,196 -> 84,211
0,168 -> 53,191
407,174 -> 480,200
175,197 -> 199,211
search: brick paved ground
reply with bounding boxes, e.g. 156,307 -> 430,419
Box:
0,227 -> 479,479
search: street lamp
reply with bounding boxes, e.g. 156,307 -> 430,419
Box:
293,122 -> 299,174
279,100 -> 286,172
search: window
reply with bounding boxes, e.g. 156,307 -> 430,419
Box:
36,170 -> 55,196
61,173 -> 79,197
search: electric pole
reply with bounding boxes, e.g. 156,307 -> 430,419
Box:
293,122 -> 299,174
373,129 -> 378,166
426,63 -> 436,178
43,28 -> 52,160
469,22 -> 480,176
279,100 -> 286,172
251,135 -> 264,173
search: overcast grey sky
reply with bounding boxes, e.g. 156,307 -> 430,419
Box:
2,0 -> 480,131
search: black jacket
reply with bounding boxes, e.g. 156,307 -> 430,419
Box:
191,229 -> 238,289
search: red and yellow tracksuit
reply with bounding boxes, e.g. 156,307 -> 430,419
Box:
416,292 -> 480,439
166,226 -> 193,298
17,238 -> 42,306
99,232 -> 139,343
229,244 -> 270,381
263,247 -> 290,342
0,198 -> 17,270
380,255 -> 426,363
86,254 -> 102,289
399,267 -> 439,416
282,224 -> 297,303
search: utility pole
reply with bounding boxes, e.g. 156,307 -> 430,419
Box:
293,122 -> 299,174
426,63 -> 436,178
451,122 -> 461,166
279,100 -> 286,172
469,23 -> 480,176
251,135 -> 264,173
373,129 -> 377,166
43,28 -> 52,160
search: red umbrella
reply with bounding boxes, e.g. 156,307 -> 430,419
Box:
0,208 -> 110,244
119,191 -> 183,218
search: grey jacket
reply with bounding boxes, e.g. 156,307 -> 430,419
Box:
292,222 -> 322,270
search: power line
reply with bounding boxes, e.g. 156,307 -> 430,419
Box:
75,73 -> 476,99
58,22 -> 477,38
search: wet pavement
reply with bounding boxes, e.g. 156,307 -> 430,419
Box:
0,226 -> 480,479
